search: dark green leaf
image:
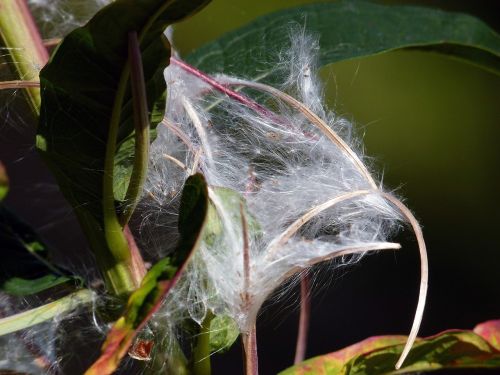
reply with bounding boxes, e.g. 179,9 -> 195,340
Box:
0,206 -> 77,296
37,0 -> 210,265
280,320 -> 500,374
187,1 -> 500,80
85,174 -> 209,375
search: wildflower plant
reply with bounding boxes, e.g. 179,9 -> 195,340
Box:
1,1 -> 500,374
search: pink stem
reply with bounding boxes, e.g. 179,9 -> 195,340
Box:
239,203 -> 259,375
0,80 -> 40,90
12,0 -> 49,64
242,326 -> 259,375
241,203 -> 251,295
0,0 -> 49,112
123,225 -> 147,287
170,58 -> 318,142
170,57 -> 273,118
294,273 -> 311,364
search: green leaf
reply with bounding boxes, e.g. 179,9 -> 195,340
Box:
0,162 -> 8,201
2,275 -> 72,296
204,187 -> 261,242
0,289 -> 93,337
37,0 -> 211,293
209,315 -> 239,354
187,1 -> 500,80
280,320 -> 500,375
85,174 -> 209,375
0,206 -> 78,296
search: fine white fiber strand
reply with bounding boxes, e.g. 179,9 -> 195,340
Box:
141,30 -> 428,369
0,324 -> 54,374
0,290 -> 99,375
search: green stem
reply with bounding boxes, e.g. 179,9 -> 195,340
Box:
76,214 -> 135,298
101,0 -> 177,292
0,289 -> 93,336
120,31 -> 150,226
101,31 -> 154,294
0,0 -> 48,113
193,312 -> 214,375
102,60 -> 136,295
0,1 -> 141,297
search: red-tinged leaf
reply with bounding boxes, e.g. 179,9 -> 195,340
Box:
280,320 -> 500,375
474,319 -> 500,350
85,174 -> 208,375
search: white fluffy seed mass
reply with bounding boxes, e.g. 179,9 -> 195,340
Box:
142,32 -> 407,336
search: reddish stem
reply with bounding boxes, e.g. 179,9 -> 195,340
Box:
123,225 -> 147,287
0,80 -> 40,90
294,273 -> 311,364
120,31 -> 151,226
10,0 -> 49,64
43,38 -> 61,48
170,57 -> 273,118
240,202 -> 251,295
170,58 -> 319,142
242,326 -> 259,375
0,0 -> 49,112
239,203 -> 259,375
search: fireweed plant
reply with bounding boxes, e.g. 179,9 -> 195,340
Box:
1,1 -> 500,374
143,38 -> 429,371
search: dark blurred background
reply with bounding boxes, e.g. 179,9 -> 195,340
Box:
1,1 -> 499,374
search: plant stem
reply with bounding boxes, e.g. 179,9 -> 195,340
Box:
239,203 -> 259,375
0,0 -> 48,113
0,80 -> 40,90
101,49 -> 140,295
240,202 -> 250,295
43,38 -> 61,48
120,31 -> 151,226
294,273 -> 311,364
242,326 -> 259,375
0,289 -> 93,336
170,57 -> 273,118
103,58 -> 132,257
193,312 -> 214,375
124,224 -> 147,283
